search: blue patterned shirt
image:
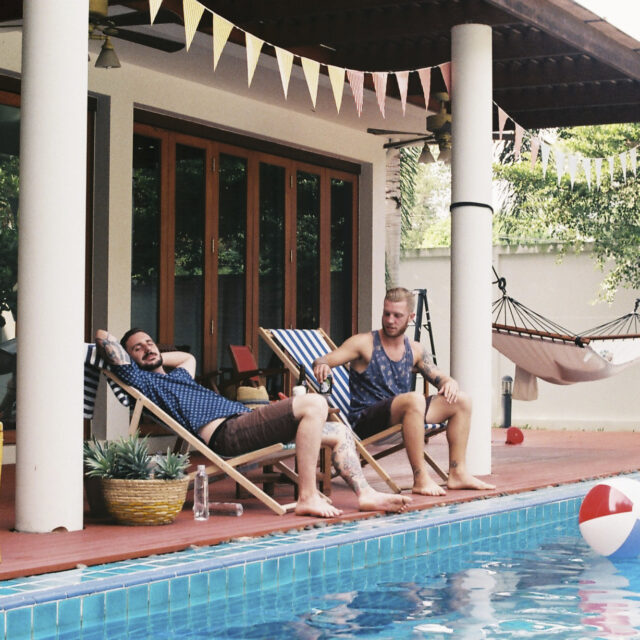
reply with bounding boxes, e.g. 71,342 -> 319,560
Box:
349,331 -> 414,422
111,364 -> 250,434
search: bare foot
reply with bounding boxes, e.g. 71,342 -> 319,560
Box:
447,470 -> 495,491
358,489 -> 412,513
412,480 -> 446,497
295,492 -> 343,518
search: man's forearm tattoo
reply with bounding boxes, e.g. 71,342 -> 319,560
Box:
97,336 -> 130,365
419,347 -> 441,387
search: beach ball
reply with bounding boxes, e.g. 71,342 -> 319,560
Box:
579,478 -> 640,559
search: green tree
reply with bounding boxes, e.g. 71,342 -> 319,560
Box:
0,154 -> 19,325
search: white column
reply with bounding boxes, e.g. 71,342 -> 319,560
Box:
450,24 -> 493,475
16,0 -> 88,532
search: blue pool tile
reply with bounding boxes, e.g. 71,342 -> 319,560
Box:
188,573 -> 209,607
324,546 -> 339,575
58,598 -> 81,636
405,530 -> 417,556
352,541 -> 366,569
32,601 -> 56,639
261,558 -> 277,590
338,544 -> 352,571
278,555 -> 294,587
127,583 -> 149,617
227,565 -> 245,597
449,522 -> 460,547
365,538 -> 379,567
391,533 -> 404,557
106,588 -> 127,622
309,549 -> 324,577
81,592 -> 105,626
471,517 -> 481,540
427,525 -> 438,550
209,568 -> 227,600
439,524 -> 450,549
149,580 -> 169,614
244,562 -> 262,593
460,519 -> 471,545
294,552 -> 310,582
416,528 -> 428,554
169,576 -> 190,611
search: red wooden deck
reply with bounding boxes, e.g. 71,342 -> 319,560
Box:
1,428 -> 639,582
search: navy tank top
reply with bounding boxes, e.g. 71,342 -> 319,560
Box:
349,330 -> 413,422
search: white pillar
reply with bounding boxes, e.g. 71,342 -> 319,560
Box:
16,0 -> 88,532
450,24 -> 493,475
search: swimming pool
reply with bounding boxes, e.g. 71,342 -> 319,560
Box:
2,475 -> 639,639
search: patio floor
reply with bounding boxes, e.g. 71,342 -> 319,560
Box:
1,427 -> 639,582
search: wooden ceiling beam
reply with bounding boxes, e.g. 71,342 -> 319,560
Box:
509,104 -> 640,128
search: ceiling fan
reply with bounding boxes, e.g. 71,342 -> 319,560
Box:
0,0 -> 185,68
367,92 -> 452,163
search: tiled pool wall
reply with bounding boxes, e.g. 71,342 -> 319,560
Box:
0,476 -> 602,640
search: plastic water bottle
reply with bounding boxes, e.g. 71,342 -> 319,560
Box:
193,465 -> 209,521
209,502 -> 243,516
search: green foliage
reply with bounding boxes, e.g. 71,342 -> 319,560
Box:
83,433 -> 189,480
495,123 -> 640,297
0,154 -> 19,325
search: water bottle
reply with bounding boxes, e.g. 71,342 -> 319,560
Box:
292,363 -> 308,396
193,464 -> 209,521
209,502 -> 243,516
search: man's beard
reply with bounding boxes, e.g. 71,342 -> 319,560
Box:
382,322 -> 409,338
139,354 -> 163,371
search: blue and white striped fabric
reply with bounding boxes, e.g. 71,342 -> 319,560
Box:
84,344 -> 130,419
270,329 -> 352,425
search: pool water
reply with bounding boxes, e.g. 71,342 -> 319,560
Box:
76,512 -> 640,639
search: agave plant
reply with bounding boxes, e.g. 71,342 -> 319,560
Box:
83,437 -> 118,478
152,448 -> 189,480
83,432 -> 151,479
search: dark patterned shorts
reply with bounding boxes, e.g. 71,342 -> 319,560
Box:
352,395 -> 433,439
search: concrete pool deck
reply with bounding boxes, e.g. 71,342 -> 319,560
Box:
0,427 -> 638,581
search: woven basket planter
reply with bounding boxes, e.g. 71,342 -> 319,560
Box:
101,477 -> 189,526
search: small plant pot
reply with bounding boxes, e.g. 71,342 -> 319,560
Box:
101,477 -> 189,525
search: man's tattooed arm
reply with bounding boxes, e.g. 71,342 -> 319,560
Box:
416,345 -> 442,389
95,330 -> 131,366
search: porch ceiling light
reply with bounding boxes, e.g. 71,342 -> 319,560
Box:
95,36 -> 121,69
418,142 -> 436,164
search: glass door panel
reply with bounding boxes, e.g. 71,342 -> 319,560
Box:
330,178 -> 354,345
296,171 -> 320,329
258,162 -> 286,366
173,144 -> 206,370
131,134 -> 162,338
217,153 -> 248,370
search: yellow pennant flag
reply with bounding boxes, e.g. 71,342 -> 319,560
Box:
301,57 -> 320,108
182,0 -> 205,51
148,0 -> 163,24
275,47 -> 294,98
245,32 -> 264,87
327,66 -> 345,113
213,13 -> 233,70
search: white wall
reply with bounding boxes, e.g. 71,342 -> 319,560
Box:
400,243 -> 640,431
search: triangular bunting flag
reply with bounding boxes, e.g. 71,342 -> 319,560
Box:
608,156 -> 614,182
497,107 -> 508,140
245,32 -> 263,87
620,152 -> 627,182
148,0 -> 163,23
555,149 -> 565,185
541,142 -> 551,178
213,13 -> 234,70
328,66 -> 345,113
301,57 -> 320,108
347,69 -> 364,117
439,62 -> 451,96
395,71 -> 409,116
417,67 -> 431,110
372,72 -> 388,118
582,157 -> 591,190
182,0 -> 204,51
630,147 -> 637,177
567,154 -> 578,189
514,124 -> 523,161
530,136 -> 540,169
595,158 -> 603,189
275,47 -> 294,98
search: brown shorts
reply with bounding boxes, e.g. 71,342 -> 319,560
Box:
353,395 -> 433,439
208,398 -> 298,457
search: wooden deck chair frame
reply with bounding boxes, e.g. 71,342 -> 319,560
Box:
259,327 -> 448,494
102,369 -> 301,516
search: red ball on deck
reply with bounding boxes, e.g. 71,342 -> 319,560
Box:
578,478 -> 640,558
505,426 -> 524,445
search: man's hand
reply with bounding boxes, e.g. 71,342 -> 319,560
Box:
437,377 -> 459,404
313,356 -> 331,383
95,329 -> 131,365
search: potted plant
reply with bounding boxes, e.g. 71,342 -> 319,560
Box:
83,432 -> 190,525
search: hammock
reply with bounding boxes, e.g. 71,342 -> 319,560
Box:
491,269 -> 640,400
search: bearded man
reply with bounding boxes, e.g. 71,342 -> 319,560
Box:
313,287 -> 495,497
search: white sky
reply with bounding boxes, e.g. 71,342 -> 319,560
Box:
573,0 -> 640,41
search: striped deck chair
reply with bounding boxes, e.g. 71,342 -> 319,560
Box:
259,328 -> 448,493
84,345 -> 302,516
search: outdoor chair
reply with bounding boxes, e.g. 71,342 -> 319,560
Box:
259,327 -> 448,494
84,344 -> 306,516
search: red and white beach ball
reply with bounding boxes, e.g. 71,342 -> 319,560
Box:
579,478 -> 640,559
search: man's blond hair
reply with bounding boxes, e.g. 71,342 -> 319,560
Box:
384,287 -> 415,312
